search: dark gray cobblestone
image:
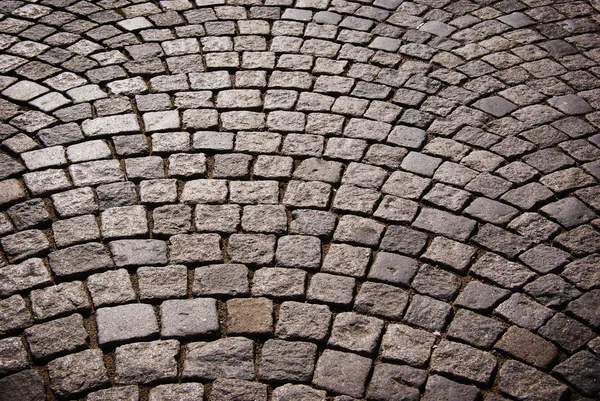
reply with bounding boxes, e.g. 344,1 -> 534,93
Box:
0,0 -> 599,399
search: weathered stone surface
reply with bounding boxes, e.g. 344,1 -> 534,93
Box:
276,301 -> 331,342
498,360 -> 567,401
160,298 -> 219,339
422,375 -> 480,401
430,340 -> 497,385
149,383 -> 205,401
210,379 -> 267,401
48,349 -> 109,398
381,324 -> 437,367
328,312 -> 384,356
115,340 -> 179,384
193,264 -> 249,297
25,314 -> 88,360
96,303 -> 159,346
259,339 -> 317,382
0,370 -> 46,401
312,350 -> 372,398
227,297 -> 273,336
494,293 -> 554,331
0,258 -> 52,297
447,308 -> 506,349
184,337 -> 255,380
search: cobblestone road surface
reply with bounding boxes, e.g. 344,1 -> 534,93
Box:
0,0 -> 600,399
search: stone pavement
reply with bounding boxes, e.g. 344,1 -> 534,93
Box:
0,0 -> 600,399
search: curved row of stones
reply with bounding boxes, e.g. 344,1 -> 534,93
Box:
0,0 -> 600,399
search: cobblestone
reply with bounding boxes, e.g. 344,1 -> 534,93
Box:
1,0 -> 599,398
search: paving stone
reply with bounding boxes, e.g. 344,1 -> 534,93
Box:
422,374 -> 481,401
210,379 -> 267,401
508,213 -> 561,244
183,337 -> 254,380
168,153 -> 207,177
138,265 -> 187,301
227,297 -> 273,336
101,205 -> 148,239
283,180 -> 331,209
421,236 -> 476,273
524,274 -> 581,307
0,370 -> 43,401
495,325 -> 558,369
0,295 -> 32,338
312,349 -> 372,398
367,363 -> 424,401
25,313 -> 88,361
379,225 -> 428,258
412,208 -> 477,241
160,298 -> 219,339
354,281 -> 409,320
411,264 -> 462,301
149,383 -> 204,401
1,230 -> 51,262
193,264 -> 249,297
242,205 -> 287,234
498,360 -> 567,401
48,242 -> 113,278
0,179 -> 26,207
538,313 -> 595,354
554,225 -> 600,257
6,198 -> 51,231
252,267 -> 306,299
367,252 -> 418,287
455,281 -> 511,312
272,384 -> 326,401
96,303 -> 159,346
328,312 -> 383,356
275,301 -> 331,342
567,289 -> 600,328
333,185 -> 381,215
335,214 -> 384,246
404,294 -> 453,332
473,223 -> 533,259
494,293 -> 554,331
228,234 -> 275,265
473,96 -> 518,117
430,340 -> 496,385
48,349 -> 109,398
0,258 -> 52,297
87,269 -> 135,307
85,385 -> 139,401
0,336 -> 28,376
307,273 -> 356,307
548,94 -> 593,115
540,197 -> 596,228
289,210 -> 336,238
230,180 -> 279,204
275,235 -> 321,269
29,280 -> 89,321
193,204 -> 240,233
381,323 -> 436,367
423,183 -> 471,212
259,339 -> 317,382
561,254 -> 600,290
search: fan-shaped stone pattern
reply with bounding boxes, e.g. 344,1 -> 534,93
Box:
0,0 -> 599,399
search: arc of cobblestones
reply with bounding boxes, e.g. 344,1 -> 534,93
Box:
0,0 -> 600,400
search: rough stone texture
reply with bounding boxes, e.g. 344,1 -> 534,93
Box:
183,337 -> 255,380
381,324 -> 437,367
312,350 -> 372,398
259,339 -> 317,383
0,370 -> 46,401
498,360 -> 568,401
115,340 -> 179,384
227,297 -> 273,336
160,298 -> 219,339
96,303 -> 159,346
47,349 -> 109,398
4,1 -> 600,398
